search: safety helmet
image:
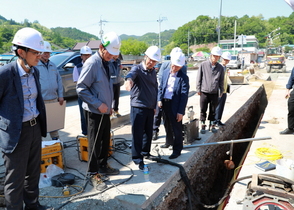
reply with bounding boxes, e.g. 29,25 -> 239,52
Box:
145,46 -> 161,62
211,46 -> 222,56
101,32 -> 121,55
221,51 -> 232,60
12,27 -> 45,52
170,47 -> 182,58
80,46 -> 92,55
171,52 -> 185,67
43,41 -> 52,52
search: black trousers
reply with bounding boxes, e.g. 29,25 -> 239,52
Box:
215,93 -> 227,121
162,100 -> 183,155
200,92 -> 219,122
153,104 -> 162,132
112,83 -> 121,112
288,90 -> 294,129
3,122 -> 42,210
131,107 -> 154,164
86,111 -> 110,173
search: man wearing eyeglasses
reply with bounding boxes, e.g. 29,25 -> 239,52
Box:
77,32 -> 121,191
37,41 -> 64,140
0,28 -> 52,210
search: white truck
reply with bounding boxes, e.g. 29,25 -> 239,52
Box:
227,55 -> 241,69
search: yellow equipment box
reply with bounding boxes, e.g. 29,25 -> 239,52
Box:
77,132 -> 113,162
41,142 -> 64,173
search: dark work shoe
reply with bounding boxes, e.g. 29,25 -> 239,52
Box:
152,132 -> 158,140
216,120 -> 225,126
144,153 -> 156,160
160,144 -> 171,148
90,173 -> 107,191
139,162 -> 144,171
169,153 -> 180,159
99,164 -> 120,175
280,128 -> 294,135
24,202 -> 54,210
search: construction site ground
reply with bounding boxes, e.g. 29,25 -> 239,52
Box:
0,60 -> 293,210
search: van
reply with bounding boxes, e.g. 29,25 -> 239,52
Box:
227,55 -> 241,69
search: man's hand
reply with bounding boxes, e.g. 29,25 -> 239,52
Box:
176,113 -> 183,122
158,101 -> 162,108
285,89 -> 291,99
125,78 -> 133,91
98,103 -> 108,113
58,97 -> 64,105
197,92 -> 201,95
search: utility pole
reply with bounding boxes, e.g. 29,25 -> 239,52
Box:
99,16 -> 107,39
217,0 -> 223,46
157,16 -> 167,55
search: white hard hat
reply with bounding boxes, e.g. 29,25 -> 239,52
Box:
101,32 -> 121,55
170,47 -> 182,57
80,46 -> 92,55
43,41 -> 52,52
12,27 -> 45,52
221,51 -> 232,60
211,46 -> 222,56
145,46 -> 161,62
171,52 -> 185,67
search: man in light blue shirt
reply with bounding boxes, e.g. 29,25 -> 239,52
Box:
37,41 -> 64,139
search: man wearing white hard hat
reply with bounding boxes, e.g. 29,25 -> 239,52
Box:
158,52 -> 189,159
196,46 -> 224,134
0,28 -> 52,209
215,51 -> 232,127
152,47 -> 187,140
73,45 -> 92,136
77,32 -> 121,191
125,45 -> 160,170
37,41 -> 64,140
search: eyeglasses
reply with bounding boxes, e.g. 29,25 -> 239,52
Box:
28,50 -> 43,56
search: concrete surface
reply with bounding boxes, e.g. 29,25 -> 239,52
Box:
0,61 -> 293,209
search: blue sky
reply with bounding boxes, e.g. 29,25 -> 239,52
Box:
0,0 -> 293,37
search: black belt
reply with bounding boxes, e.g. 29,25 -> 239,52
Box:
163,98 -> 172,102
23,117 -> 37,127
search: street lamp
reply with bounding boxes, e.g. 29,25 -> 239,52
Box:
157,16 -> 167,54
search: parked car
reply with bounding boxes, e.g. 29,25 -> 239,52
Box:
288,56 -> 294,60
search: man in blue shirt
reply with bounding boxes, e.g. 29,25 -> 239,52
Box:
125,46 -> 161,170
37,41 -> 64,139
158,52 -> 189,159
0,28 -> 51,210
280,67 -> 294,134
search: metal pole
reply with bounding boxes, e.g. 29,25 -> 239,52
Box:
217,0 -> 222,46
158,16 -> 162,52
188,31 -> 190,56
234,20 -> 236,55
183,136 -> 271,148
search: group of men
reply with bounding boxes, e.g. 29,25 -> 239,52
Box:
1,26 -> 293,210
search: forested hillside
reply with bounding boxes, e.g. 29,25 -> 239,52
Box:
1,12 -> 294,55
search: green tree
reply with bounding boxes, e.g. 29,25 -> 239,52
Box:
120,38 -> 148,55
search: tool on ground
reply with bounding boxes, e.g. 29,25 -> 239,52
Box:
242,174 -> 294,210
224,140 -> 235,170
77,131 -> 114,162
